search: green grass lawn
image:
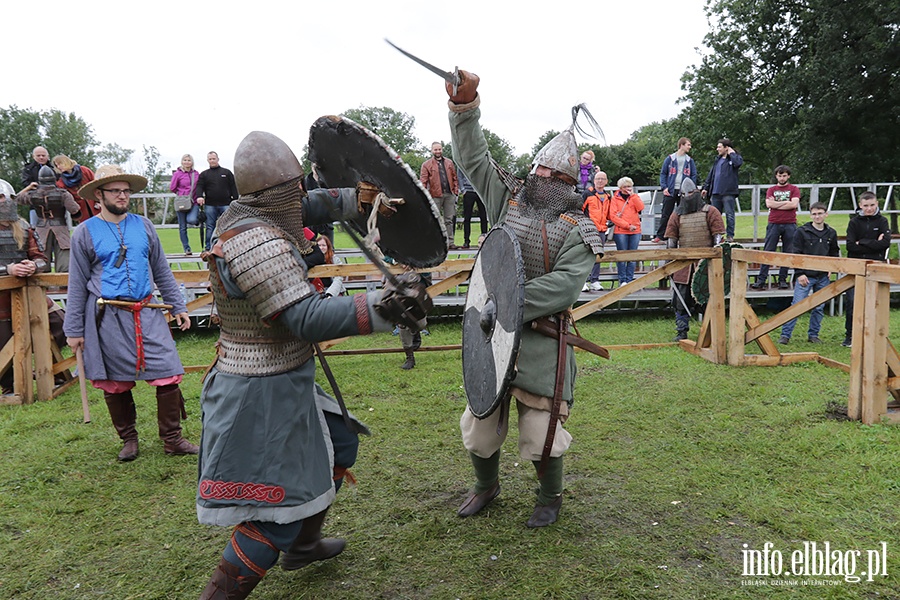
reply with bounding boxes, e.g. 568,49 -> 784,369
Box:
1,312 -> 898,599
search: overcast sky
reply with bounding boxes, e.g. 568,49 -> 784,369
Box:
5,0 -> 710,172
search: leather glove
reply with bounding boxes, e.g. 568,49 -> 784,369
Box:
356,181 -> 380,213
374,271 -> 433,332
356,181 -> 396,217
446,70 -> 479,104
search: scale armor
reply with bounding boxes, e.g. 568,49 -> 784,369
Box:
677,209 -> 715,248
209,220 -> 315,376
0,228 -> 28,265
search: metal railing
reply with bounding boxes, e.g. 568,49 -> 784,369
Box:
637,182 -> 899,241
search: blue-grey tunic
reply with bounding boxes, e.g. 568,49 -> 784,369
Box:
197,190 -> 391,527
63,214 -> 187,381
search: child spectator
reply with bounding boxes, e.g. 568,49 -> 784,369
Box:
778,202 -> 839,344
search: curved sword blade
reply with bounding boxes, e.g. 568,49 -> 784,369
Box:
385,38 -> 460,93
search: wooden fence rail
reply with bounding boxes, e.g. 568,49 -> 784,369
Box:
3,248 -> 899,424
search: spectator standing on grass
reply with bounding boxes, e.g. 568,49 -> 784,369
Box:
701,138 -> 742,242
169,154 -> 203,255
609,177 -> 644,286
420,141 -> 459,249
53,154 -> 97,221
581,170 -> 611,292
778,202 -> 839,345
842,191 -> 890,347
457,169 -> 486,249
64,165 -> 197,462
751,165 -> 800,290
654,137 -> 696,243
21,146 -> 56,227
196,151 -> 238,251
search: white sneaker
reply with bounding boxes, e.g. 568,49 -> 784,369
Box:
582,283 -> 590,292
589,281 -> 604,292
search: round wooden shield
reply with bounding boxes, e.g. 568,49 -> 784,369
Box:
462,224 -> 525,419
308,115 -> 447,268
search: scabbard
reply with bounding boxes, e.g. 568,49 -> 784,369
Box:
530,319 -> 609,359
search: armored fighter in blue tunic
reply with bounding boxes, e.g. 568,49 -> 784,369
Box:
196,131 -> 430,599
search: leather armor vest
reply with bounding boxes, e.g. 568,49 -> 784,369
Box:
32,186 -> 68,226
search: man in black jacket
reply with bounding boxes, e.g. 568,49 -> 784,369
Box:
778,202 -> 839,344
843,192 -> 891,346
196,151 -> 238,250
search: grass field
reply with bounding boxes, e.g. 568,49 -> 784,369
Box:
1,309 -> 899,599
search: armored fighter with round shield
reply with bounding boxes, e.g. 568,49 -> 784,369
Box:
664,179 -> 724,341
446,73 -> 604,527
196,131 -> 430,599
17,166 -> 81,272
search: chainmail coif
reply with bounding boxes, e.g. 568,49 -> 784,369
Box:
215,177 -> 314,254
516,174 -> 582,220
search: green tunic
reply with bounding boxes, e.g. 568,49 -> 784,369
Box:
449,104 -> 596,402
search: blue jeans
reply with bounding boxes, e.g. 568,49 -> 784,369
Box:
586,231 -> 607,283
711,194 -> 736,238
204,204 -> 229,250
781,273 -> 830,339
756,222 -> 797,283
176,203 -> 201,252
613,232 -> 640,283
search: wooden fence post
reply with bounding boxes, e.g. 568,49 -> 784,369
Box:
27,284 -> 54,401
728,259 -> 748,366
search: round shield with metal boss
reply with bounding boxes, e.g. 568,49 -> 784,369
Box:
462,224 -> 525,419
308,115 -> 447,268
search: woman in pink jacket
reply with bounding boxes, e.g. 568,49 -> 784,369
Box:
609,176 -> 644,285
169,154 -> 202,254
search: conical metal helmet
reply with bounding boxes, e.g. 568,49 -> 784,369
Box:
531,128 -> 579,182
38,165 -> 56,185
531,104 -> 603,183
233,131 -> 304,196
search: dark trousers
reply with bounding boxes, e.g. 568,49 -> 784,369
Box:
756,222 -> 797,283
462,191 -> 487,246
656,192 -> 681,239
673,282 -> 697,334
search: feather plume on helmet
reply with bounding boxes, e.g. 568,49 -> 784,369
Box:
530,104 -> 604,184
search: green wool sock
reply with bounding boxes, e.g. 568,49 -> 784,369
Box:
532,457 -> 563,506
470,451 -> 500,494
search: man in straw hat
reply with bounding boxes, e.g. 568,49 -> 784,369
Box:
444,72 -> 605,528
63,165 -> 198,462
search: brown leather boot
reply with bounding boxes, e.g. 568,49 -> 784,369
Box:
400,350 -> 416,370
156,384 -> 199,455
199,557 -> 262,599
280,509 -> 345,571
104,390 -> 139,461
